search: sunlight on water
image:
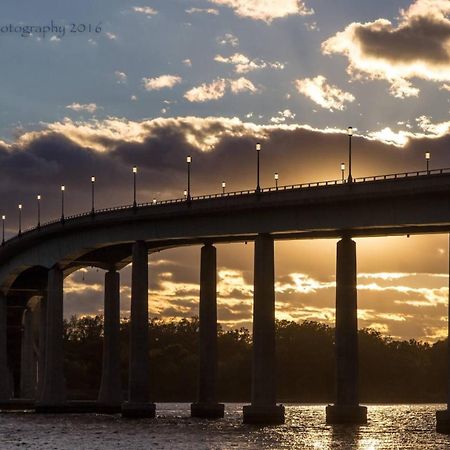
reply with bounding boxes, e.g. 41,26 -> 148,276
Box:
0,404 -> 449,449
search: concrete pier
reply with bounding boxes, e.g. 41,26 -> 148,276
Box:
243,234 -> 285,425
122,241 -> 155,418
191,244 -> 224,419
20,307 -> 37,399
37,297 -> 46,400
326,237 -> 367,424
36,266 -> 67,412
436,235 -> 450,433
98,269 -> 123,413
0,293 -> 12,400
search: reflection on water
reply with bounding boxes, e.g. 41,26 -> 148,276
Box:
0,404 -> 449,449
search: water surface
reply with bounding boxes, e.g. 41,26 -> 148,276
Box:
0,403 -> 448,449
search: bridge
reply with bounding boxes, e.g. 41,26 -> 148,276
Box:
1,167 -> 450,430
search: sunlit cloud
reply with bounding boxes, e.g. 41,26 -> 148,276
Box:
217,33 -> 239,47
214,52 -> 284,73
208,0 -> 313,23
270,109 -> 296,124
114,71 -> 127,84
65,103 -> 98,113
184,77 -> 258,102
142,75 -> 182,91
295,75 -> 355,111
186,7 -> 219,15
321,0 -> 450,97
132,6 -> 158,17
182,58 -> 192,67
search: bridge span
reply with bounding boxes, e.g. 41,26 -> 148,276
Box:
1,168 -> 450,429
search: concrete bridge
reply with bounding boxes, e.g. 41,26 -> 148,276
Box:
1,168 -> 450,429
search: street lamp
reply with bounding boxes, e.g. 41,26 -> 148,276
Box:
91,176 -> 96,214
186,156 -> 192,201
133,166 -> 137,207
37,195 -> 41,228
1,215 -> 5,245
274,172 -> 279,190
341,162 -> 345,182
18,204 -> 22,236
256,142 -> 261,193
183,189 -> 188,199
152,198 -> 157,205
61,185 -> 65,222
425,152 -> 431,174
347,127 -> 353,183
222,181 -> 226,194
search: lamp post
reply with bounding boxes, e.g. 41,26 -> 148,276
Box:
152,198 -> 157,205
18,204 -> 22,236
1,215 -> 5,245
256,142 -> 261,193
347,127 -> 353,183
274,172 -> 279,190
133,166 -> 137,207
222,181 -> 226,194
91,176 -> 96,214
37,195 -> 41,228
186,156 -> 192,201
341,162 -> 345,182
61,185 -> 65,222
425,152 -> 431,174
183,189 -> 188,199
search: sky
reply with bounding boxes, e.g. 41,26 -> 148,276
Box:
0,0 -> 449,341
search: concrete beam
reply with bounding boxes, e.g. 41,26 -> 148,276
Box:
20,308 -> 37,399
0,293 -> 12,399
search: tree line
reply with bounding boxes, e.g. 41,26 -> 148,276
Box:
63,316 -> 447,403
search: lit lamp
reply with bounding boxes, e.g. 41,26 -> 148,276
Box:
18,204 -> 22,236
256,142 -> 261,193
274,172 -> 279,189
91,176 -> 96,214
341,162 -> 345,182
222,181 -> 226,194
186,156 -> 192,201
61,185 -> 65,222
37,195 -> 41,228
425,152 -> 431,174
347,126 -> 353,183
152,198 -> 157,205
1,215 -> 5,245
183,189 -> 188,199
133,166 -> 137,207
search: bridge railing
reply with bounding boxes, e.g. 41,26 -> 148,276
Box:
13,166 -> 450,239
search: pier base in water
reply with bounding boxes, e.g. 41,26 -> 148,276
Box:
326,404 -> 367,424
436,410 -> 450,433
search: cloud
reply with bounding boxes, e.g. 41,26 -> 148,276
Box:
321,0 -> 450,97
142,75 -> 182,91
105,32 -> 117,40
65,103 -> 98,113
182,59 -> 192,67
184,77 -> 258,102
133,6 -> 158,17
217,33 -> 239,47
295,75 -> 355,111
186,7 -> 219,15
270,109 -> 296,123
214,52 -> 284,73
184,79 -> 228,102
114,71 -> 127,84
207,0 -> 313,23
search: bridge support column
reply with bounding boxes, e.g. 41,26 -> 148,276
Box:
122,241 -> 155,418
191,244 -> 224,419
243,234 -> 284,425
0,293 -> 12,400
98,269 -> 122,413
326,237 -> 367,424
36,266 -> 67,412
20,308 -> 37,399
37,296 -> 46,400
436,235 -> 450,433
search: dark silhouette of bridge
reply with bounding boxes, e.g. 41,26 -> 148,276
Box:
1,166 -> 450,430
